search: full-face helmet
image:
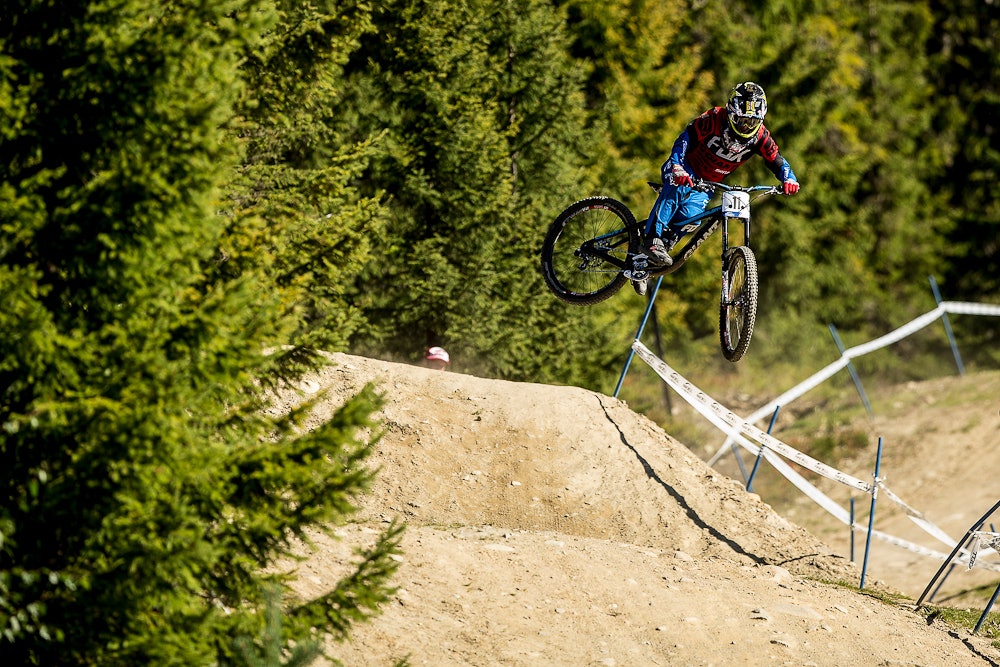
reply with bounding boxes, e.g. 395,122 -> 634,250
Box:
727,81 -> 767,138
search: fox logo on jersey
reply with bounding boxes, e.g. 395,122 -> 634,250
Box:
707,134 -> 752,162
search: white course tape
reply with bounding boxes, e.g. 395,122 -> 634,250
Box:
709,300 -> 1000,466
762,445 -> 1000,571
968,532 -> 1000,570
943,301 -> 1000,317
634,342 -> 873,494
860,526 -> 1000,571
766,448 -> 1000,571
759,448 -> 852,524
879,486 -> 960,548
845,308 -> 944,358
631,340 -> 1000,573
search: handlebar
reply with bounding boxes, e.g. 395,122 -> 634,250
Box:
692,179 -> 783,196
646,179 -> 786,197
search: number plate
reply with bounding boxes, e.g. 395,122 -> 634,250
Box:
722,191 -> 750,219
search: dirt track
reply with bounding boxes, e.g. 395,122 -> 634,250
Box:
273,354 -> 1000,666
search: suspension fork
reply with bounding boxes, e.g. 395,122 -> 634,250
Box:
720,216 -> 753,305
721,215 -> 754,260
720,217 -> 731,303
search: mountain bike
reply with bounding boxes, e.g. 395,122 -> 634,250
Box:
540,180 -> 784,362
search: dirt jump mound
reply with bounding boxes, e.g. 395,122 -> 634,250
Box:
273,354 -> 998,667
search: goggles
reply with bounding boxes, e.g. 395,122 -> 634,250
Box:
730,114 -> 763,137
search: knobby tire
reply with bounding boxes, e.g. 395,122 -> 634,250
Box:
719,245 -> 759,362
540,197 -> 639,305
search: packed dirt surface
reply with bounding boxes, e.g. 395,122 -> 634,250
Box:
769,370 -> 1000,610
274,354 -> 1000,666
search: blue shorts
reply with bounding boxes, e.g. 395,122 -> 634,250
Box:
645,181 -> 711,239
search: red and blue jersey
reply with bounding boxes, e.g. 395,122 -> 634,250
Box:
669,106 -> 795,184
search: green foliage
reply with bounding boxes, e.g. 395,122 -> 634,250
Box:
335,0 -> 622,386
930,0 -> 1000,295
232,586 -> 321,667
928,0 -> 1000,356
561,0 -> 713,186
227,0 -> 385,374
0,1 -> 400,664
203,0 -> 995,393
919,603 -> 1000,641
688,0 -> 947,337
555,0 -> 722,356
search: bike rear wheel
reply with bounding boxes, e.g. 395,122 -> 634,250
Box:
540,197 -> 640,305
719,245 -> 759,362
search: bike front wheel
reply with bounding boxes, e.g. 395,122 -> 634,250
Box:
719,245 -> 759,362
540,197 -> 639,305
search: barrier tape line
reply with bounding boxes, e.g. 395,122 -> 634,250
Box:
634,342 -> 872,493
751,432 -> 998,570
750,430 -> 999,571
631,341 -> 1000,572
708,301 -> 1000,467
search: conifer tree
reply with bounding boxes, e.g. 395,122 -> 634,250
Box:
0,1 -> 400,664
928,0 -> 1000,298
557,0 -> 719,350
560,0 -> 712,188
925,0 -> 1000,363
338,0 -> 621,386
228,0 -> 386,372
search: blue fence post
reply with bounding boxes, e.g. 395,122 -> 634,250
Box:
860,436 -> 884,590
829,324 -> 873,417
746,405 -> 780,493
929,275 -> 965,376
614,276 -> 664,397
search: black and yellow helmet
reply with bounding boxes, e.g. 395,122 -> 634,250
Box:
727,81 -> 767,138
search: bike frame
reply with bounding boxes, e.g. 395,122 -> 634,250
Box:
646,203 -> 730,276
573,183 -> 778,278
649,183 -> 780,275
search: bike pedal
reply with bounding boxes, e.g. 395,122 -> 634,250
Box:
628,254 -> 649,281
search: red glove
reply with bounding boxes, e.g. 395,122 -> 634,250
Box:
671,164 -> 694,187
783,180 -> 800,195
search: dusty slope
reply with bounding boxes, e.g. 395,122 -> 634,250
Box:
273,354 -> 1000,667
769,370 -> 1000,607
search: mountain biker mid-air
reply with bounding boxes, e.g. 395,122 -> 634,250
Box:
643,81 -> 800,270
